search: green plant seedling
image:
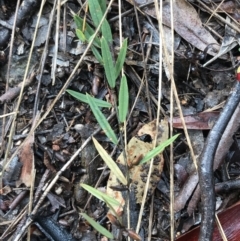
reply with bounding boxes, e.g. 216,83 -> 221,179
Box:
139,134 -> 180,165
93,137 -> 127,185
118,75 -> 129,123
66,89 -> 111,108
81,213 -> 114,239
86,94 -> 118,144
74,0 -> 128,85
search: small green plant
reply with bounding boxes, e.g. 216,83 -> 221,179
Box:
67,0 -> 179,238
74,2 -> 128,89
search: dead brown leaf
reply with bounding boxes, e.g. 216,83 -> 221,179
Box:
127,0 -> 220,56
107,119 -> 168,209
17,133 -> 34,187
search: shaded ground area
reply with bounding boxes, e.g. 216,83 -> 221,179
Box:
1,0 -> 240,240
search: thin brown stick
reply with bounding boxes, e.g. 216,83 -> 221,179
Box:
0,0 -> 20,162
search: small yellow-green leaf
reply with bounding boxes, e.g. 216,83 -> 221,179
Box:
66,89 -> 111,108
118,75 -> 128,123
115,39 -> 128,78
81,213 -> 114,239
139,134 -> 180,164
87,94 -> 118,144
81,184 -> 120,207
93,137 -> 127,185
76,29 -> 87,42
101,37 -> 116,88
74,15 -> 101,47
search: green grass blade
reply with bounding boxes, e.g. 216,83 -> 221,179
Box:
66,89 -> 111,108
87,94 -> 118,144
101,37 -> 116,88
139,134 -> 180,165
88,0 -> 112,42
88,0 -> 103,29
115,39 -> 128,78
101,19 -> 113,43
81,213 -> 114,239
91,45 -> 103,64
81,184 -> 120,207
99,0 -> 107,13
118,75 -> 128,123
93,137 -> 127,185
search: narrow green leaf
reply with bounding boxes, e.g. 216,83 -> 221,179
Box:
99,0 -> 107,14
115,39 -> 128,78
76,29 -> 87,42
88,0 -> 112,42
91,45 -> 103,64
81,184 -> 120,207
66,89 -> 111,108
88,34 -> 101,49
81,213 -> 114,239
139,134 -> 180,165
93,137 -> 127,185
86,94 -> 118,144
101,37 -> 116,88
118,75 -> 128,123
101,20 -> 113,43
88,0 -> 103,29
